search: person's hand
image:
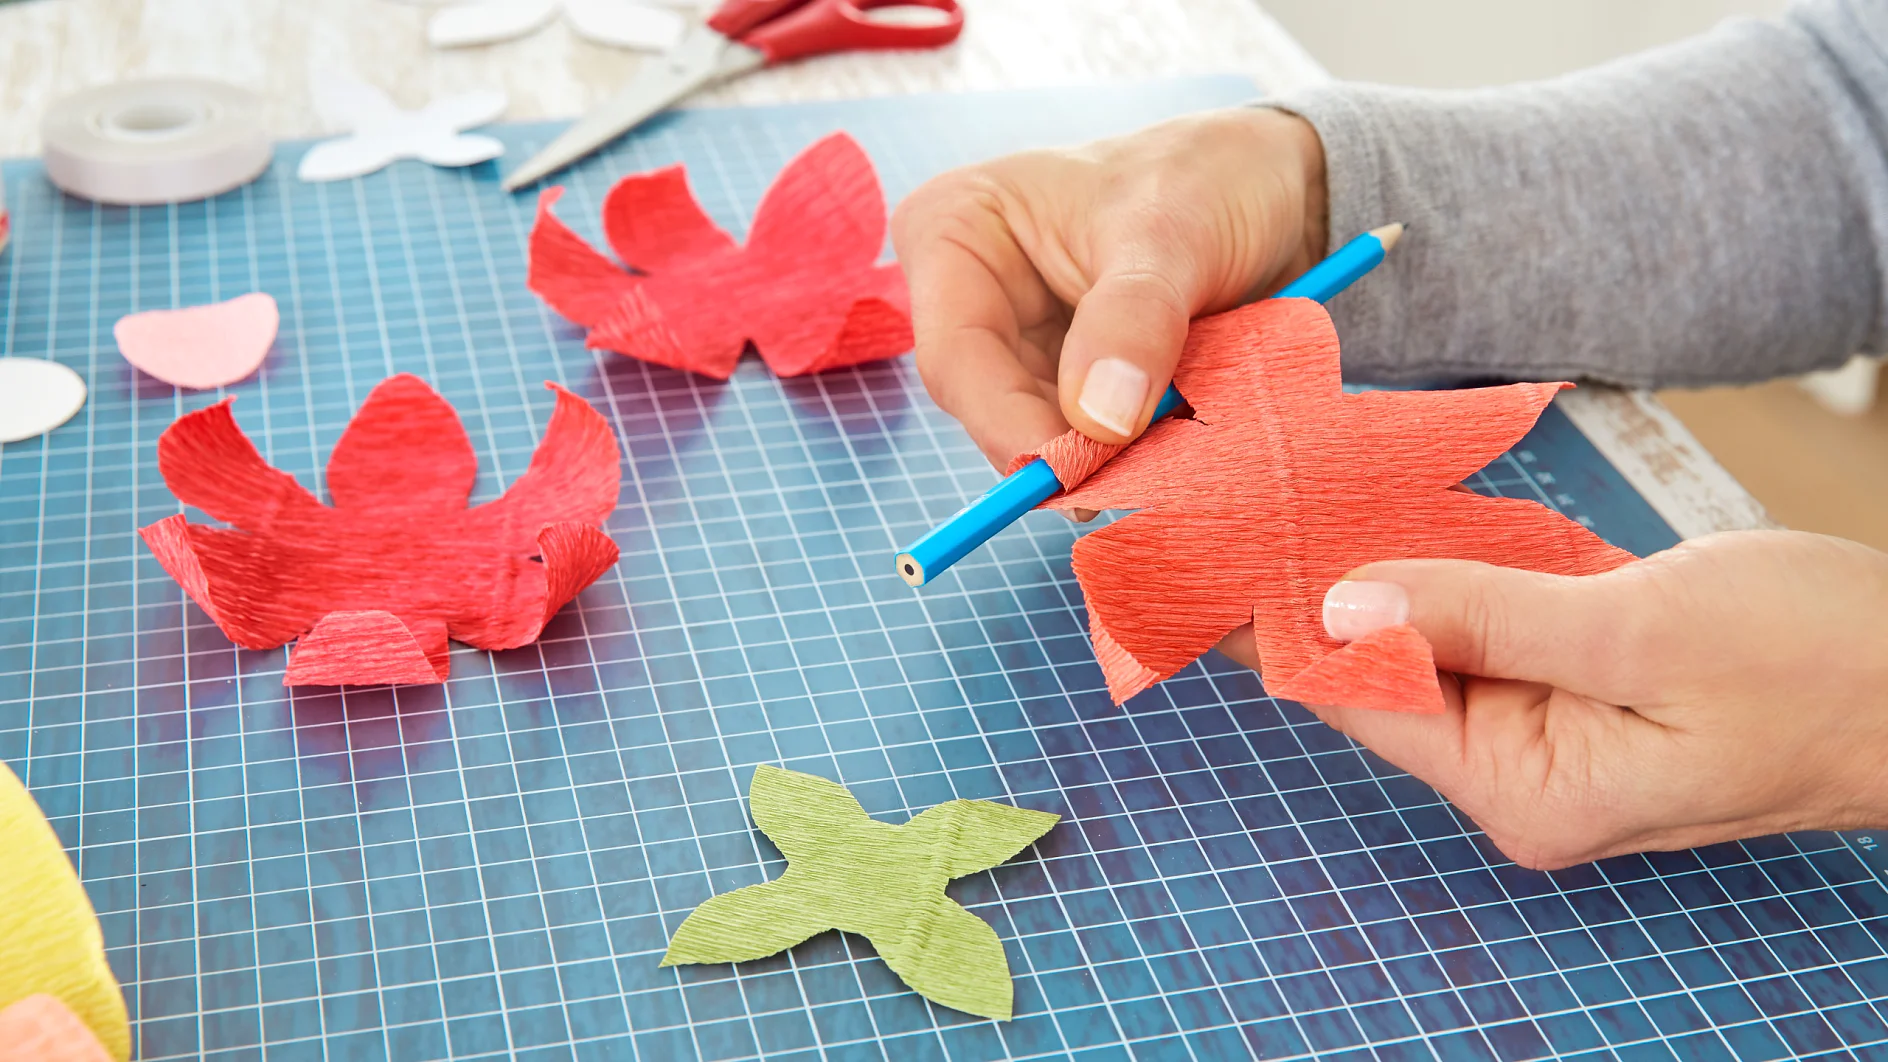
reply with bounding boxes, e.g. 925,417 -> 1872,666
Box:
889,108 -> 1327,469
1217,530 -> 1888,869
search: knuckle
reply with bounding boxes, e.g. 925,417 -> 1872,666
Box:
890,167 -> 1006,251
1455,570 -> 1510,677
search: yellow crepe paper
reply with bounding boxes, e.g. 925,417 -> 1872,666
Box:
662,765 -> 1060,1021
0,760 -> 129,1060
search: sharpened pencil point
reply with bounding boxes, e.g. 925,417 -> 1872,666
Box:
1369,223 -> 1405,252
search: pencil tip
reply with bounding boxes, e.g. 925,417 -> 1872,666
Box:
1369,222 -> 1406,252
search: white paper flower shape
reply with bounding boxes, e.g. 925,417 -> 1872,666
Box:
299,76 -> 507,183
428,0 -> 687,51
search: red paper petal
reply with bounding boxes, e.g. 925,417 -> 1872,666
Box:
141,376 -> 623,685
536,521 -> 621,625
586,282 -> 744,379
156,399 -> 323,532
286,612 -> 449,686
1017,298 -> 1633,707
525,133 -> 911,380
1271,624 -> 1447,713
326,374 -> 477,514
601,165 -> 737,271
746,132 -> 886,274
528,187 -> 640,326
469,382 -> 623,544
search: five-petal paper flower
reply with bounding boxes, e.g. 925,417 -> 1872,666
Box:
528,132 -> 913,380
662,766 -> 1060,1021
140,374 -> 622,686
1013,298 -> 1636,710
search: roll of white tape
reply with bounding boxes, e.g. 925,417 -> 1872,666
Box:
41,79 -> 272,206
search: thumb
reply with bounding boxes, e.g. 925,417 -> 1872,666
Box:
1326,558 -> 1645,701
1057,265 -> 1194,444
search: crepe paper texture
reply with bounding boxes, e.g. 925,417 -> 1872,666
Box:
300,75 -> 505,182
662,765 -> 1059,1021
529,131 -> 912,380
0,761 -> 130,1061
0,996 -> 112,1062
0,358 -> 86,443
429,0 -> 684,50
1012,298 -> 1633,711
113,292 -> 279,389
139,374 -> 622,686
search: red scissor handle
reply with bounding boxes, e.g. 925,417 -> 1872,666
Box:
707,0 -> 809,39
712,0 -> 965,65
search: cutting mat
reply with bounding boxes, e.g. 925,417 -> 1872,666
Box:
4,77 -> 1887,1062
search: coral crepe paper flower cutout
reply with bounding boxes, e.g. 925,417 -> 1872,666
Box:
139,374 -> 622,686
528,132 -> 913,380
1013,298 -> 1634,710
114,293 -> 279,390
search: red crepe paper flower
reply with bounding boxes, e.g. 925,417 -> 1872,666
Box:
527,131 -> 912,380
140,374 -> 622,686
1012,299 -> 1634,711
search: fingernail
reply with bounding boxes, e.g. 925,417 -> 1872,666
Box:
1322,580 -> 1410,642
1076,358 -> 1150,437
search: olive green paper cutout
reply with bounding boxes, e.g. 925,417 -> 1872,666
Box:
661,765 -> 1061,1021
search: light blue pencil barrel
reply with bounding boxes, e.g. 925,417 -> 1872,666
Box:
895,223 -> 1404,588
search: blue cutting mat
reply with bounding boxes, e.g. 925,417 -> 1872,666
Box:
4,77 -> 1888,1062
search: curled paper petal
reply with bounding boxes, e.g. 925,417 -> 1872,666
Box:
1018,298 -> 1634,709
139,374 -> 622,685
528,132 -> 913,380
662,765 -> 1059,1021
113,292 -> 278,389
0,359 -> 85,443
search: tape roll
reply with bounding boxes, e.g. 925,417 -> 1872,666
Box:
41,79 -> 272,206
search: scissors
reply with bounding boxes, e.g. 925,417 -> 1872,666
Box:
502,0 -> 965,191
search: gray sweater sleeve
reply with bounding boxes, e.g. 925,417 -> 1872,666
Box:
1268,0 -> 1888,388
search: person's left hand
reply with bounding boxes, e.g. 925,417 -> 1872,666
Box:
1214,529 -> 1888,869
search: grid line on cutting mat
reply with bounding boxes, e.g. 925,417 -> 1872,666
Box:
4,78 -> 1888,1062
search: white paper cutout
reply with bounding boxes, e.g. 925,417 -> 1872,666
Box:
0,359 -> 87,444
299,75 -> 507,183
428,0 -> 685,51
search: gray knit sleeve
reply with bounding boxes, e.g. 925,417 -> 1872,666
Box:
1267,0 -> 1888,388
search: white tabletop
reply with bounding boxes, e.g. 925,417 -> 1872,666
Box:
0,0 -> 1769,538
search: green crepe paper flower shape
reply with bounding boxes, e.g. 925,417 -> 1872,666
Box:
661,766 -> 1061,1021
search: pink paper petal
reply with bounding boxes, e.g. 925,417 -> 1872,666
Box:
114,293 -> 279,390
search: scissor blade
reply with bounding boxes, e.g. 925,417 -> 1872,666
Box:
501,29 -> 755,191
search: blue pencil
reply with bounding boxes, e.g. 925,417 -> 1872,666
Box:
896,223 -> 1405,588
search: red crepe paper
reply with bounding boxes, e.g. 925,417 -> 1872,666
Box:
139,374 -> 622,686
527,132 -> 911,380
1014,298 -> 1633,710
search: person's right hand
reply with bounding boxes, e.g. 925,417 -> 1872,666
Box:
889,107 -> 1328,469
